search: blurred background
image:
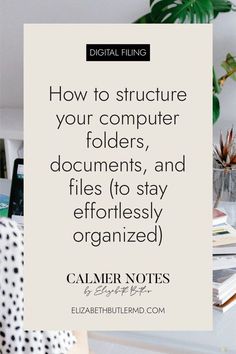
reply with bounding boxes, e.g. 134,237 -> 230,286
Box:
0,2 -> 235,353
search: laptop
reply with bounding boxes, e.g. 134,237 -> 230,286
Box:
8,158 -> 24,226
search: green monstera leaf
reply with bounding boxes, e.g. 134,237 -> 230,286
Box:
213,94 -> 220,123
212,0 -> 234,17
134,13 -> 153,23
151,0 -> 214,23
136,0 -> 234,23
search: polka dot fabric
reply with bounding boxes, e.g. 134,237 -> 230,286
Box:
0,218 -> 76,354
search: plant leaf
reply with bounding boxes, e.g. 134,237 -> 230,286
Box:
213,67 -> 222,93
221,53 -> 236,81
134,13 -> 153,23
150,0 -> 175,22
150,0 -> 214,23
137,0 -> 234,24
212,0 -> 233,18
213,94 -> 220,123
231,155 -> 236,164
229,127 -> 234,143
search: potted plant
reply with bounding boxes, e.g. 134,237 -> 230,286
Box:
213,128 -> 236,226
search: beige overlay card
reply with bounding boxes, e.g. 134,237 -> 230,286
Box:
24,24 -> 212,330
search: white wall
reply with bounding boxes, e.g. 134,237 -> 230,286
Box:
0,0 -> 235,137
0,0 -> 148,109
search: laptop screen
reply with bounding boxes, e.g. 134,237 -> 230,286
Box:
8,158 -> 24,225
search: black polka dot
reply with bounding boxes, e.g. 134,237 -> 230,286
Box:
0,218 -> 76,353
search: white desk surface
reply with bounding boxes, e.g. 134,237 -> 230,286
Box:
145,306 -> 236,353
92,307 -> 236,354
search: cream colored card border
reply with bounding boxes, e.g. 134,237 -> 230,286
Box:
24,24 -> 212,330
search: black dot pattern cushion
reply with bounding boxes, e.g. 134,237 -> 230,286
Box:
0,218 -> 76,354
